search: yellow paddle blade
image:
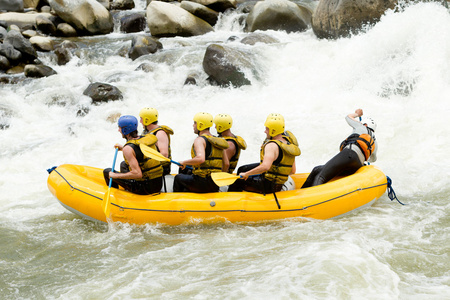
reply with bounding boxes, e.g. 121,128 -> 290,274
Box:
140,144 -> 170,162
102,189 -> 112,218
211,172 -> 241,187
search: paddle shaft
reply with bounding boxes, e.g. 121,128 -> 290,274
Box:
103,147 -> 119,217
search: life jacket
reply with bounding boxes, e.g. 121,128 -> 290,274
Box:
191,135 -> 229,178
260,139 -> 301,185
339,129 -> 376,161
148,125 -> 174,170
222,135 -> 247,173
124,135 -> 163,180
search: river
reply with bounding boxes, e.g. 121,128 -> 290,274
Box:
0,1 -> 449,299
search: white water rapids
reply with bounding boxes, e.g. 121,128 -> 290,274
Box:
0,1 -> 449,299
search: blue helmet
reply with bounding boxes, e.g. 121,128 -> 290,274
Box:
118,115 -> 138,135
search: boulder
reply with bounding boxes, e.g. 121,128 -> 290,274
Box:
0,43 -> 22,61
83,82 -> 123,104
24,64 -> 57,77
23,0 -> 41,9
0,54 -> 10,70
180,1 -> 219,26
120,13 -> 146,33
0,0 -> 24,12
188,0 -> 236,13
136,62 -> 154,72
21,29 -> 38,38
56,23 -> 77,37
202,44 -> 252,87
312,0 -> 396,39
54,40 -> 77,65
0,26 -> 7,41
146,1 -> 214,37
0,12 -> 53,29
29,36 -> 54,51
48,0 -> 114,35
128,35 -> 163,60
246,0 -> 311,33
240,32 -> 279,45
35,14 -> 56,35
111,0 -> 135,10
3,30 -> 37,62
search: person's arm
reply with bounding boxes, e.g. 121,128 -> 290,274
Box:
240,143 -> 279,179
109,146 -> 142,179
346,108 -> 365,129
290,160 -> 296,175
179,137 -> 206,168
221,141 -> 235,172
155,130 -> 169,158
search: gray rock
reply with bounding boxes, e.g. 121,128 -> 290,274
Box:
188,0 -> 236,13
48,0 -> 114,35
128,35 -> 162,60
36,15 -> 56,35
0,43 -> 23,61
246,0 -> 311,33
120,13 -> 146,33
0,0 -> 24,12
240,32 -> 279,45
111,0 -> 135,10
202,44 -> 252,87
312,0 -> 396,39
147,1 -> 214,37
24,64 -> 57,77
180,1 -> 219,26
83,82 -> 123,104
0,54 -> 10,70
3,30 -> 37,62
56,23 -> 78,37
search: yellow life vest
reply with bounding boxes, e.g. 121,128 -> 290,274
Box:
222,135 -> 247,173
340,132 -> 376,161
191,135 -> 229,178
124,135 -> 163,180
148,125 -> 174,170
260,139 -> 300,185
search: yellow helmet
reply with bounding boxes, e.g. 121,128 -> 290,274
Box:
194,112 -> 213,131
265,113 -> 285,137
214,114 -> 232,133
139,107 -> 158,126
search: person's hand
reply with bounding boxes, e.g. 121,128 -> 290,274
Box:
114,144 -> 123,151
240,172 -> 249,180
179,162 -> 186,170
109,171 -> 115,179
355,108 -> 363,117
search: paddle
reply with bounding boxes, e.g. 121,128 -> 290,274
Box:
211,172 -> 258,187
102,147 -> 119,218
140,144 -> 191,169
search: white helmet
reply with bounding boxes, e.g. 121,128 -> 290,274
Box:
363,117 -> 377,132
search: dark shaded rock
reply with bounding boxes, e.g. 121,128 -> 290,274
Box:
184,75 -> 197,85
180,1 -> 219,26
24,64 -> 57,77
0,0 -> 24,12
111,0 -> 135,10
128,35 -> 162,60
83,82 -> 123,104
54,46 -> 71,65
35,14 -> 56,35
136,62 -> 154,72
120,13 -> 146,33
202,44 -> 252,87
0,55 -> 10,70
189,0 -> 236,13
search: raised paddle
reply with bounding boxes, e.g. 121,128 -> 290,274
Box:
139,144 -> 191,169
102,147 -> 119,218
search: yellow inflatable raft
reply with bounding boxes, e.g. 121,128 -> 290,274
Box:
47,164 -> 388,225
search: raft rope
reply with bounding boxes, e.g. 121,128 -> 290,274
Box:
386,176 -> 404,205
47,166 -> 102,200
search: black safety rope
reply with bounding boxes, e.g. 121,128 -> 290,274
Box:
386,176 -> 405,205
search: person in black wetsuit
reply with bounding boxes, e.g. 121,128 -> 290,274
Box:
301,108 -> 378,188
